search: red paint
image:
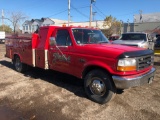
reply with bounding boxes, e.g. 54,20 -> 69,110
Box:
5,26 -> 153,79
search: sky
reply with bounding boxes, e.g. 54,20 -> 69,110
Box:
0,0 -> 160,25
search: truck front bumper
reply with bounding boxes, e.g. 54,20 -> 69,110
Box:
112,68 -> 156,89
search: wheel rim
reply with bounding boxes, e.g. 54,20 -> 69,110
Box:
15,58 -> 22,71
89,78 -> 106,96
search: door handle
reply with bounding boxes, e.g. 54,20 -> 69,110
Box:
50,48 -> 56,50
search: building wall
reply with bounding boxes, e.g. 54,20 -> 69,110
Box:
22,21 -> 31,34
68,21 -> 108,29
134,22 -> 160,32
122,23 -> 134,33
122,22 -> 160,33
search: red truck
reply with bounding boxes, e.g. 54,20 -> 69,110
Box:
5,26 -> 156,104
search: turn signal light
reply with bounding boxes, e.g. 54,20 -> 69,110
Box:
117,66 -> 136,71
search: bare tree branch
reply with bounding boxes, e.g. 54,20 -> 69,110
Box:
3,11 -> 28,33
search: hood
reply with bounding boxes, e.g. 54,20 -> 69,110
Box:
75,43 -> 144,59
112,39 -> 145,46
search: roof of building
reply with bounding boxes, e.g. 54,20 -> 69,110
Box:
22,18 -> 107,29
134,12 -> 160,23
50,18 -> 68,24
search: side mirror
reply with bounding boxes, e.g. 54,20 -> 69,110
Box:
50,37 -> 56,46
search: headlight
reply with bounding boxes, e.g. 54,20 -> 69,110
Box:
139,43 -> 148,49
117,58 -> 136,71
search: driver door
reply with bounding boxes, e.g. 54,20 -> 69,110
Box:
49,29 -> 72,73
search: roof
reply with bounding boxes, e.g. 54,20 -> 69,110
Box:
123,32 -> 147,34
50,19 -> 68,24
40,25 -> 100,30
134,12 -> 160,23
31,19 -> 44,22
22,20 -> 32,25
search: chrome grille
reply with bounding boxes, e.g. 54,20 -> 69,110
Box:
137,55 -> 154,70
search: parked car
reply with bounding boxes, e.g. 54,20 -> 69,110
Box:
112,32 -> 155,50
155,36 -> 160,47
154,36 -> 160,55
156,34 -> 160,38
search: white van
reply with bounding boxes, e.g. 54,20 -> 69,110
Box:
0,31 -> 5,43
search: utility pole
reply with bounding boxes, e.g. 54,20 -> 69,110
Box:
127,19 -> 130,32
1,9 -> 4,31
120,20 -> 123,34
89,0 -> 96,27
68,0 -> 71,26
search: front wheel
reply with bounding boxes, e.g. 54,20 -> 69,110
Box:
84,69 -> 116,104
13,56 -> 27,72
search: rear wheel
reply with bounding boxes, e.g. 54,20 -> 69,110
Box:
84,69 -> 116,104
13,56 -> 27,72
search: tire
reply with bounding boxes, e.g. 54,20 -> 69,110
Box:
13,56 -> 27,72
84,69 -> 116,104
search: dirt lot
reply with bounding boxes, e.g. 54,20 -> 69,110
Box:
0,43 -> 160,120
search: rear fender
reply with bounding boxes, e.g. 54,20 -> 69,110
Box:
12,53 -> 22,63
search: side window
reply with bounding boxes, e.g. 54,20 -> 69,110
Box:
56,29 -> 72,46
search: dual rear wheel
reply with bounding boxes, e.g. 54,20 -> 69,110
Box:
13,56 -> 28,72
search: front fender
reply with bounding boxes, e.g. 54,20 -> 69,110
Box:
83,60 -> 116,77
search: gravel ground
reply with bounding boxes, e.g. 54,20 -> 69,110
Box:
0,43 -> 160,120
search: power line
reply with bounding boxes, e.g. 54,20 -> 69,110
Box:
71,4 -> 89,19
93,4 -> 106,18
47,9 -> 68,18
116,10 -> 139,17
93,4 -> 139,20
92,7 -> 105,20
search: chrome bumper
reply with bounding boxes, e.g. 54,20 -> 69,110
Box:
112,68 -> 156,89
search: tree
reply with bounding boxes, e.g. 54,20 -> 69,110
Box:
1,11 -> 28,33
0,25 -> 12,33
103,15 -> 121,38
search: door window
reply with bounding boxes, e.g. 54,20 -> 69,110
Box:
56,30 -> 72,46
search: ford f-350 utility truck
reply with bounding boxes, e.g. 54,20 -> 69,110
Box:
5,26 -> 156,104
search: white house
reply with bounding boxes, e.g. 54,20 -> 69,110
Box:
22,18 -> 108,34
22,18 -> 68,33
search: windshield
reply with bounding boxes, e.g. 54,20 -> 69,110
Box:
72,28 -> 109,44
120,34 -> 147,41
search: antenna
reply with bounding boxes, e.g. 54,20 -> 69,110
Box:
139,10 -> 143,22
68,0 -> 71,26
